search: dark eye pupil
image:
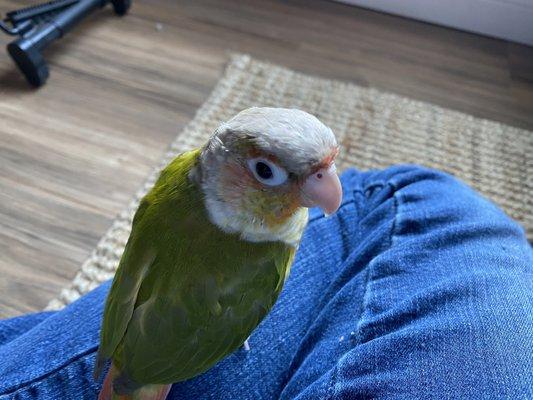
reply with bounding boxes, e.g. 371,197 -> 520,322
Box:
255,161 -> 273,179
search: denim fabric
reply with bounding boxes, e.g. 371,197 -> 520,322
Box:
0,166 -> 531,399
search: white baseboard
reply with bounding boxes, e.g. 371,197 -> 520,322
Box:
336,0 -> 533,46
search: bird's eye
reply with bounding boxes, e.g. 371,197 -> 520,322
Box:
247,158 -> 288,186
255,161 -> 273,179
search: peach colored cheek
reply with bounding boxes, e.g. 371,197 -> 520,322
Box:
219,162 -> 260,202
230,162 -> 263,189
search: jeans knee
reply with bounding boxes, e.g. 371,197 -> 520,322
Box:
372,165 -> 527,247
458,269 -> 533,391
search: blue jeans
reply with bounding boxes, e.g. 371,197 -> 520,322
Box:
0,166 -> 531,399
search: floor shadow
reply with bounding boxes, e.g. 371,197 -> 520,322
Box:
0,67 -> 33,93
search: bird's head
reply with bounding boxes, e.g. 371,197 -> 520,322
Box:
194,107 -> 341,243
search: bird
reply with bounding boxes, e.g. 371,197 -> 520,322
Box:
94,107 -> 342,400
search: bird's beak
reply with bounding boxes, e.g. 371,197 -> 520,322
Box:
300,164 -> 342,216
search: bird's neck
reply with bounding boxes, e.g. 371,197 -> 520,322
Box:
203,196 -> 308,246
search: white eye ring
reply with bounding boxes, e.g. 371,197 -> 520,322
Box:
247,158 -> 288,186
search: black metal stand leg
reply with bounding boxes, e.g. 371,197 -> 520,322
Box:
111,0 -> 131,16
4,0 -> 131,87
8,39 -> 49,87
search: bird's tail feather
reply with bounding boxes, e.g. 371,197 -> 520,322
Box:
137,385 -> 172,400
98,365 -> 171,400
98,365 -> 117,400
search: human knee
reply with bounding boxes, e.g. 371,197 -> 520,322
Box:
375,165 -> 526,246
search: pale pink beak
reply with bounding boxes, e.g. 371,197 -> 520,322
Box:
301,164 -> 342,216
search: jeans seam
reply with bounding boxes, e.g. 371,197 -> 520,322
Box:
326,182 -> 400,400
0,346 -> 99,396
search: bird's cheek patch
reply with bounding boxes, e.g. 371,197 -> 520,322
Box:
218,163 -> 257,202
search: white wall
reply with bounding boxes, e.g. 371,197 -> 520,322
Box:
336,0 -> 533,46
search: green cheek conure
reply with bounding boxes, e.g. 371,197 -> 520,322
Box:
95,107 -> 342,400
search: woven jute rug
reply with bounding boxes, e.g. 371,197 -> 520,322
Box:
46,54 -> 533,310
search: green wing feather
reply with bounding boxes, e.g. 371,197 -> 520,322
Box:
94,149 -> 200,377
94,199 -> 153,377
95,148 -> 298,386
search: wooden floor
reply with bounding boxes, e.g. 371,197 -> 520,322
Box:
0,0 -> 532,318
